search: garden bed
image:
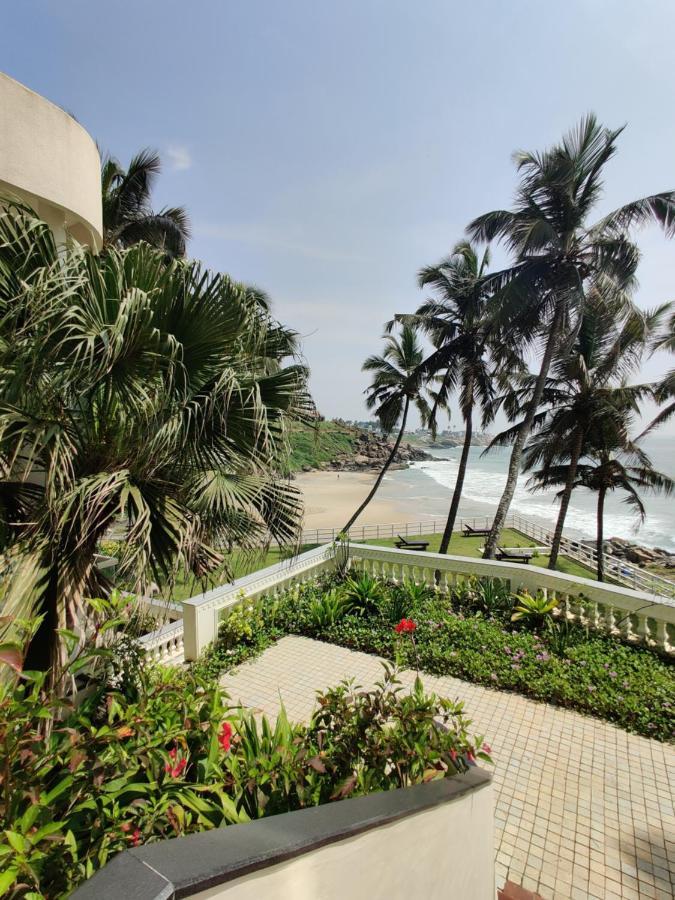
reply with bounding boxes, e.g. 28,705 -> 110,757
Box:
197,571 -> 675,742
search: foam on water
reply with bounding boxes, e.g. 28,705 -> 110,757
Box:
410,449 -> 675,551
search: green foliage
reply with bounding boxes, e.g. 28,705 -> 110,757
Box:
243,576 -> 674,742
0,622 -> 483,898
511,591 -> 559,627
342,572 -> 386,615
308,589 -> 353,628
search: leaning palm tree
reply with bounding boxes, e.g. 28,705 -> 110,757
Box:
101,148 -> 190,256
342,325 -> 431,533
496,299 -> 663,568
391,242 -> 522,555
530,444 -> 673,581
468,115 -> 675,558
0,203 -> 310,681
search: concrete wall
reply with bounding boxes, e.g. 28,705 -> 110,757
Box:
192,779 -> 494,899
72,771 -> 494,900
0,72 -> 102,249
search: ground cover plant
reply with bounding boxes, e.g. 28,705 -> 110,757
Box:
201,572 -> 675,742
0,603 -> 486,899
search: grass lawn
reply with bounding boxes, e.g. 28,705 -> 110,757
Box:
363,528 -> 598,581
164,528 -> 598,603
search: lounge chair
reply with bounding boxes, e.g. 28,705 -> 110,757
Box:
462,523 -> 492,537
495,546 -> 534,563
395,535 -> 430,551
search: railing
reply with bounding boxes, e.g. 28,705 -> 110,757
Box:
174,541 -> 674,661
300,514 -> 675,600
181,543 -> 337,659
137,619 -> 185,663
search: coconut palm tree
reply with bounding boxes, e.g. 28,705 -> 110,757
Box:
391,242 -> 522,555
468,115 -> 675,558
342,325 -> 431,533
640,306 -> 675,436
530,444 -> 673,581
494,299 -> 663,568
101,148 -> 190,256
0,203 -> 310,681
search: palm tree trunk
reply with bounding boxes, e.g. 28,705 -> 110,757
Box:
342,397 -> 410,533
547,428 -> 585,570
596,485 -> 606,582
483,303 -> 564,559
438,407 -> 473,555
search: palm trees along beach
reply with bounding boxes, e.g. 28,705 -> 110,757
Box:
467,115 -> 675,558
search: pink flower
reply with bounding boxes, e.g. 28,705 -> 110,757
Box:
482,743 -> 492,755
449,748 -> 458,762
466,751 -> 476,765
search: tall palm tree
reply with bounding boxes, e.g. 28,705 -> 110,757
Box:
496,300 -> 662,568
530,445 -> 673,581
640,306 -> 675,436
0,203 -> 310,680
392,242 -> 521,555
468,115 -> 675,558
342,325 -> 431,533
101,149 -> 190,256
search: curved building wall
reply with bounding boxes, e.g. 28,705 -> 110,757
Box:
0,72 -> 102,249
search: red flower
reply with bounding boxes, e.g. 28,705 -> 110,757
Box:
482,742 -> 492,755
394,618 -> 417,634
164,748 -> 187,778
466,751 -> 476,765
449,748 -> 458,762
130,828 -> 142,847
218,721 -> 232,752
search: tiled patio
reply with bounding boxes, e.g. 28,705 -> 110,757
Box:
221,636 -> 675,900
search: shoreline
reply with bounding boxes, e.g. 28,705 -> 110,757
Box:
295,470 -> 417,530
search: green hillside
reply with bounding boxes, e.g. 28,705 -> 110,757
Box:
288,420 -> 362,471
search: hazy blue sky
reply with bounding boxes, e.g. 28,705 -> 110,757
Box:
3,1 -> 674,431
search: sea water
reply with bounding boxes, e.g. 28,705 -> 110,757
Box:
377,435 -> 675,551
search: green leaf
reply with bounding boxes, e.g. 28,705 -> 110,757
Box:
0,868 -> 20,894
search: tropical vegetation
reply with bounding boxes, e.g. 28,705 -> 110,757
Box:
0,599 -> 484,899
199,572 -> 675,742
0,203 -> 310,682
101,148 -> 190,257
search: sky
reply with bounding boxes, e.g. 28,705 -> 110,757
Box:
2,0 -> 674,433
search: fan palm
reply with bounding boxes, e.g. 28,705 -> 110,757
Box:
496,299 -> 662,568
530,446 -> 673,581
342,325 -> 431,532
0,203 -> 310,681
101,149 -> 190,257
392,242 -> 522,555
468,115 -> 675,558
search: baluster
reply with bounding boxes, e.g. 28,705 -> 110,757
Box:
635,614 -> 650,645
604,604 -> 615,635
653,619 -> 668,652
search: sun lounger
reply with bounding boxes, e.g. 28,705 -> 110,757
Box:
495,546 -> 534,563
462,523 -> 492,537
395,535 -> 430,551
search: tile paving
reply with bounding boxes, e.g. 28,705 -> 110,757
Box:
221,636 -> 675,900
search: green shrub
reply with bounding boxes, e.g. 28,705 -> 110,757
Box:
342,572 -> 386,615
0,629 -> 484,898
308,588 -> 353,628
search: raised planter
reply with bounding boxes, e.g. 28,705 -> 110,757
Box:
71,770 -> 493,900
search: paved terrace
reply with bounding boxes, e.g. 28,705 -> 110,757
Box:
221,636 -> 675,900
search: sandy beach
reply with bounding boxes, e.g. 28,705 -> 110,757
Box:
295,470 -> 417,531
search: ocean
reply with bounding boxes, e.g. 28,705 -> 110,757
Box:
376,434 -> 675,551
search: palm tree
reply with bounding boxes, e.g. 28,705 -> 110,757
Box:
342,325 -> 431,533
641,306 -> 675,436
0,203 -> 310,681
101,149 -> 190,256
392,242 -> 521,555
530,445 -> 673,581
497,300 -> 662,568
468,115 -> 675,558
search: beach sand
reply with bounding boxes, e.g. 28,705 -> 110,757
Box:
295,470 -> 415,531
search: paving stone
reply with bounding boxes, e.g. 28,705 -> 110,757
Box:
221,635 -> 675,900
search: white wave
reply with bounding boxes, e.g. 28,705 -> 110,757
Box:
413,459 -> 674,550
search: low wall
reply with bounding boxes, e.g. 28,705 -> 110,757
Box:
71,770 -> 493,900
